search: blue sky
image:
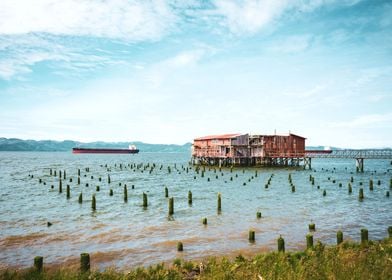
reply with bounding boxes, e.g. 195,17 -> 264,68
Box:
0,0 -> 391,147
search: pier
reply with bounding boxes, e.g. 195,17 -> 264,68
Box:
191,133 -> 392,171
305,149 -> 392,172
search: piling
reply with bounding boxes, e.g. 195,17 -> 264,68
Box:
177,242 -> 183,252
257,212 -> 262,219
96,186 -> 100,192
78,193 -> 83,204
78,177 -> 80,185
34,256 -> 43,272
59,179 -> 62,193
80,253 -> 90,273
249,230 -> 255,242
217,193 -> 222,213
369,179 -> 373,191
165,187 -> 169,198
306,234 -> 313,249
291,185 -> 295,192
202,217 -> 207,225
124,186 -> 128,202
169,197 -> 174,215
348,183 -> 352,194
66,185 -> 70,199
323,190 -> 326,196
337,230 -> 343,245
143,192 -> 148,208
92,195 -> 96,211
359,188 -> 364,201
278,236 -> 285,252
78,169 -> 80,176
361,228 -> 368,244
63,170 -> 66,180
309,223 -> 316,231
377,180 -> 381,185
110,189 -> 113,196
108,175 -> 111,184
388,226 -> 392,238
188,190 -> 192,205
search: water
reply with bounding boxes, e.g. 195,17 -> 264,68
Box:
0,152 -> 391,269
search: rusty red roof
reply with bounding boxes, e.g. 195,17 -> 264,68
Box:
194,133 -> 243,141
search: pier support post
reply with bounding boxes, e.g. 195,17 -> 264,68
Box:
304,157 -> 312,170
356,158 -> 364,173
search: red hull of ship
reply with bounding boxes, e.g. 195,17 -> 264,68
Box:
72,148 -> 139,154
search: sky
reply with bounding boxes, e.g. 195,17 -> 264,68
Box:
0,0 -> 391,148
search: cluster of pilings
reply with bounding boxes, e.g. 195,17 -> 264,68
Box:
30,226 -> 392,273
27,160 -> 392,268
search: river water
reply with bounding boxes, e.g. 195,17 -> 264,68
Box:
0,152 -> 391,269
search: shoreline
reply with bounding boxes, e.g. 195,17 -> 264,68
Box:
1,237 -> 392,279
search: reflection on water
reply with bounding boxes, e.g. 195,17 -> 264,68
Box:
0,152 -> 391,269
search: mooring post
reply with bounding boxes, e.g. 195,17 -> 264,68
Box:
278,235 -> 285,252
169,197 -> 174,215
356,158 -> 364,173
80,253 -> 90,272
361,228 -> 368,244
306,234 -> 313,249
249,230 -> 255,242
143,192 -> 148,208
337,230 -> 343,245
34,256 -> 43,272
217,193 -> 222,213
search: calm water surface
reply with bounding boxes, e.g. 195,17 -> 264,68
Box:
0,152 -> 391,269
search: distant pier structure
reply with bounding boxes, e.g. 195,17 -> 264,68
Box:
191,133 -> 307,167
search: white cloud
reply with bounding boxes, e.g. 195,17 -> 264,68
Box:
328,113 -> 392,128
212,0 -> 290,34
269,34 -> 312,53
0,0 -> 177,41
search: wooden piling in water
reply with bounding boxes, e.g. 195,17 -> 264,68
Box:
309,223 -> 316,231
202,217 -> 207,225
66,185 -> 70,199
80,253 -> 90,273
359,188 -> 364,201
217,193 -> 222,213
323,190 -> 326,196
92,195 -> 96,211
348,183 -> 352,194
165,187 -> 169,198
188,190 -> 192,205
124,186 -> 128,202
337,230 -> 343,245
34,256 -> 43,272
257,212 -> 262,219
249,230 -> 255,242
388,226 -> 392,238
59,179 -> 62,193
109,189 -> 113,196
306,234 -> 313,249
78,193 -> 82,204
278,236 -> 285,252
177,242 -> 183,252
143,192 -> 148,208
361,228 -> 368,244
369,179 -> 373,191
169,197 -> 174,215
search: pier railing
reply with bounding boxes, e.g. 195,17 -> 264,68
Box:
305,149 -> 392,159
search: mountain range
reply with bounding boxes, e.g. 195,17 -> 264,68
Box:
0,138 -> 192,152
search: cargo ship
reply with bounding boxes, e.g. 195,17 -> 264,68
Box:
72,145 -> 139,154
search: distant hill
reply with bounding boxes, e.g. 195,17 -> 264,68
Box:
0,138 -> 192,153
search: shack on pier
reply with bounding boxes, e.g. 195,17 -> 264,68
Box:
191,133 -> 306,166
